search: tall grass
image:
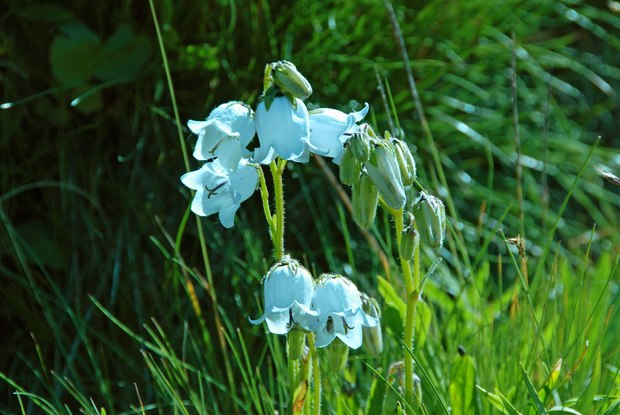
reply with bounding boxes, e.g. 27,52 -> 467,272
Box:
1,0 -> 620,414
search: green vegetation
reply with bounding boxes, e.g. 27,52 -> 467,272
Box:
1,0 -> 620,413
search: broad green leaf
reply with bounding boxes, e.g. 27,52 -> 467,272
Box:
577,348 -> 601,413
50,22 -> 102,86
95,24 -> 151,81
414,300 -> 432,349
450,354 -> 476,415
377,276 -> 406,317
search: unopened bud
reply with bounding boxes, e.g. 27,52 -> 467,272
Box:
327,339 -> 349,373
392,138 -> 416,186
339,146 -> 361,186
287,329 -> 306,360
271,60 -> 312,100
413,192 -> 446,248
349,132 -> 371,162
352,173 -> 379,229
364,141 -> 406,209
399,212 -> 418,261
361,293 -> 382,355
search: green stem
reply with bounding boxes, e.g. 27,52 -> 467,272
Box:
393,208 -> 418,413
308,334 -> 321,415
270,160 -> 286,261
288,347 -> 300,413
258,166 -> 276,239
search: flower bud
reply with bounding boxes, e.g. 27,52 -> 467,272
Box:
364,141 -> 406,209
361,293 -> 382,355
413,192 -> 446,248
399,212 -> 418,261
392,138 -> 416,186
271,60 -> 312,100
327,339 -> 350,373
339,145 -> 362,186
352,172 -> 379,229
287,328 -> 306,360
349,132 -> 371,162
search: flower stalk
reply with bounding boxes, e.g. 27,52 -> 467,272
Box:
392,207 -> 419,413
308,334 -> 321,415
270,159 -> 287,261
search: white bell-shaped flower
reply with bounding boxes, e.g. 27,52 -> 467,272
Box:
309,103 -> 369,164
250,257 -> 317,334
188,101 -> 255,171
310,274 -> 379,349
253,96 -> 310,164
180,158 -> 258,228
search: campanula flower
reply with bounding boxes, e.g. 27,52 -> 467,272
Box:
308,103 -> 369,164
180,158 -> 258,228
310,274 -> 379,349
250,257 -> 317,334
188,101 -> 255,171
253,96 -> 310,164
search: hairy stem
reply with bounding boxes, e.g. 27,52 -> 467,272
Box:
308,334 -> 321,415
393,208 -> 418,413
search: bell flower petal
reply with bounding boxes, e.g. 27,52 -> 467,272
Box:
253,96 -> 310,164
180,158 -> 258,228
309,103 -> 369,163
310,274 -> 378,349
189,101 -> 255,171
250,256 -> 317,334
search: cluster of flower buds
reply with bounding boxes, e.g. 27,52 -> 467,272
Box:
337,125 -> 416,226
250,256 -> 382,354
180,60 -> 370,228
336,124 -> 446,251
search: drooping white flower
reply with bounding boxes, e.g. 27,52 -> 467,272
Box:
252,96 -> 310,164
310,274 -> 379,349
180,158 -> 258,228
308,103 -> 369,164
250,257 -> 317,334
188,101 -> 255,171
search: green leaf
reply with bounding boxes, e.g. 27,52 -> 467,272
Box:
520,363 -> 547,414
377,276 -> 406,317
496,390 -> 522,415
366,373 -> 387,415
95,24 -> 151,81
383,306 -> 403,336
476,386 -> 510,414
414,300 -> 432,349
547,407 -> 583,415
577,348 -> 601,413
50,22 -> 102,86
450,355 -> 476,415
